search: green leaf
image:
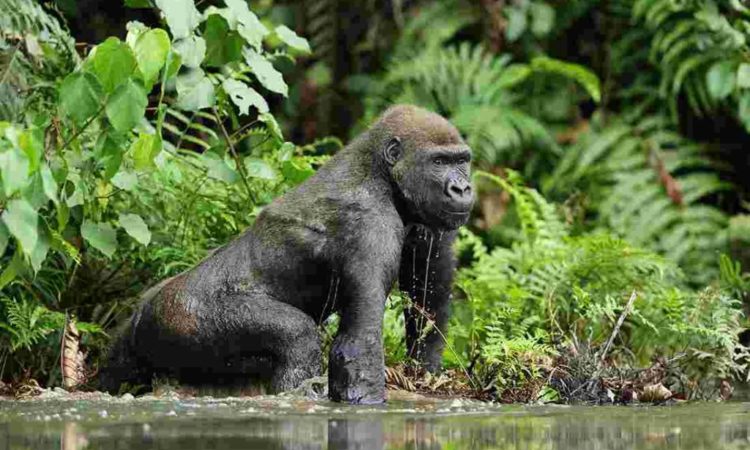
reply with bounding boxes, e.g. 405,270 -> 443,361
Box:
278,141 -> 294,161
274,25 -> 311,53
505,8 -> 527,42
531,56 -> 601,103
530,3 -> 555,37
203,14 -> 243,68
176,69 -> 216,111
29,228 -> 49,273
118,213 -> 151,246
222,78 -> 269,115
0,148 -> 30,196
244,49 -> 288,96
2,199 -> 38,255
87,37 -> 138,93
281,159 -> 314,185
497,64 -> 532,89
259,112 -> 283,141
59,72 -> 103,125
130,133 -> 162,169
125,20 -> 148,47
134,28 -> 171,86
40,164 -> 58,204
737,63 -> 750,88
154,0 -> 201,39
0,249 -> 24,290
111,171 -> 138,191
125,0 -> 151,7
173,35 -> 206,69
706,61 -> 736,100
106,79 -> 148,132
225,0 -> 269,48
18,130 -> 42,173
244,156 -> 276,180
81,221 -> 117,257
739,92 -> 750,131
0,222 -> 8,256
95,131 -> 126,179
203,152 -> 239,183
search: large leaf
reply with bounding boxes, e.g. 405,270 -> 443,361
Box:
202,152 -> 239,183
87,37 -> 138,93
176,69 -> 216,111
274,25 -> 311,54
244,49 -> 287,96
95,131 -> 126,179
40,164 -> 58,204
2,199 -> 38,255
118,213 -> 151,246
244,157 -> 276,180
59,72 -> 104,125
130,133 -> 163,169
225,0 -> 268,48
155,0 -> 201,39
81,221 -> 117,257
203,14 -> 243,68
530,2 -> 555,37
18,130 -> 42,173
29,228 -> 49,272
173,35 -> 206,69
105,79 -> 148,132
0,148 -> 30,196
737,63 -> 750,89
222,78 -> 269,114
134,28 -> 171,86
111,171 -> 138,191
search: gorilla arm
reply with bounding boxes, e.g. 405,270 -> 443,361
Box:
399,226 -> 456,372
328,214 -> 403,404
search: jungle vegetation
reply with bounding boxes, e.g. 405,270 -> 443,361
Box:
0,0 -> 748,402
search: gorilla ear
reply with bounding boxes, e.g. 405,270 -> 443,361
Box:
383,137 -> 402,166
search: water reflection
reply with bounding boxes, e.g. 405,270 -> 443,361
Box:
3,402 -> 750,450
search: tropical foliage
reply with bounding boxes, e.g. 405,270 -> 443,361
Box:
0,0 -> 747,402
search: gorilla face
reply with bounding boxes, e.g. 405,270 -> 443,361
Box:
388,138 -> 474,231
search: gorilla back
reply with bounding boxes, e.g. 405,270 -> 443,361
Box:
100,105 -> 474,403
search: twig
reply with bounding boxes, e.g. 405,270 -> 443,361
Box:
212,107 -> 258,205
58,103 -> 106,152
599,290 -> 637,364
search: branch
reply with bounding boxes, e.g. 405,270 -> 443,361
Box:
599,290 -> 638,364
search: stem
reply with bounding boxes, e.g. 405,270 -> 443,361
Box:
155,48 -> 172,137
212,107 -> 257,205
58,103 -> 107,152
598,290 -> 638,365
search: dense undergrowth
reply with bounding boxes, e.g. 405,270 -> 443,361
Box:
0,0 -> 748,403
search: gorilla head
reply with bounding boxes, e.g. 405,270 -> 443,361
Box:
376,105 -> 474,230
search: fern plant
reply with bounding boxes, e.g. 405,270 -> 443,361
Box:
548,113 -> 731,284
449,170 -> 745,400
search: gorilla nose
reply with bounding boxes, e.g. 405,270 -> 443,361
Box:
445,177 -> 473,207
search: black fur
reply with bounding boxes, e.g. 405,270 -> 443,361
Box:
100,105 -> 474,403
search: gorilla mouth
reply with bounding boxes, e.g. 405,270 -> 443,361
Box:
441,209 -> 471,216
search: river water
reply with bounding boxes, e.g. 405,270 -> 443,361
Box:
1,392 -> 750,449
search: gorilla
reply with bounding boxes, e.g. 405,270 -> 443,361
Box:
100,105 -> 474,403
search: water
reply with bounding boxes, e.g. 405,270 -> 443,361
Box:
2,392 -> 750,449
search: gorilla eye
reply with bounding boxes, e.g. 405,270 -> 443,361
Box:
433,157 -> 446,165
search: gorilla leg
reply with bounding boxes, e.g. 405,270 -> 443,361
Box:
103,293 -> 322,393
399,226 -> 456,372
210,294 -> 323,392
